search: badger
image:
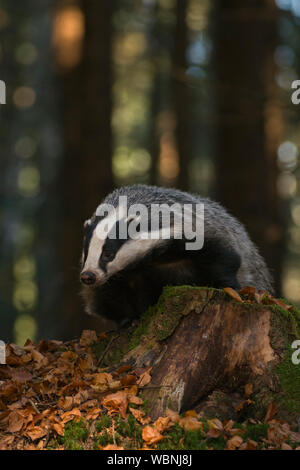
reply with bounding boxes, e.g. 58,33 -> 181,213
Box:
80,184 -> 273,323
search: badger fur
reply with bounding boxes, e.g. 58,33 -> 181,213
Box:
80,184 -> 273,323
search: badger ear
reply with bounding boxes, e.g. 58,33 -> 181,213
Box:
84,219 -> 91,229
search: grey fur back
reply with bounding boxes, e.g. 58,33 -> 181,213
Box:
96,184 -> 273,293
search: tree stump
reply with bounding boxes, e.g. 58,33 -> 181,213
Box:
95,287 -> 300,425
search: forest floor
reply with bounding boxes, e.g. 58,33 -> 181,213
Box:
0,328 -> 300,451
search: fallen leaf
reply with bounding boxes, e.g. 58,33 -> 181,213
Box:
93,372 -> 113,385
185,410 -> 198,418
264,402 -> 278,422
120,375 -> 136,386
58,396 -> 74,411
9,368 -> 32,383
129,395 -> 143,405
281,442 -> 292,450
179,416 -> 203,432
0,435 -> 15,450
223,287 -> 243,303
165,408 -> 180,423
102,391 -> 128,419
80,330 -> 98,347
153,416 -> 171,433
227,435 -> 243,450
85,407 -> 101,420
61,408 -> 81,424
136,369 -> 151,387
244,383 -> 253,397
239,286 -> 257,296
7,410 -> 24,433
102,444 -> 124,450
25,426 -> 47,441
129,407 -> 150,425
52,422 -> 64,436
142,425 -> 164,445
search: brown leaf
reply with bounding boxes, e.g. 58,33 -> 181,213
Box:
281,442 -> 293,450
245,439 -> 258,450
184,409 -> 198,418
102,391 -> 128,419
80,330 -> 98,347
223,287 -> 243,302
165,408 -> 180,423
239,286 -> 257,296
25,426 -> 47,441
78,355 -> 94,371
136,368 -> 152,387
52,422 -> 64,436
0,435 -> 15,450
102,444 -> 124,450
60,408 -> 81,424
120,375 -> 137,387
227,435 -> 243,450
31,349 -> 48,368
142,425 -> 164,445
85,407 -> 101,420
115,365 -> 132,375
9,368 -> 32,383
7,410 -> 24,432
179,416 -> 203,432
93,372 -> 113,384
129,395 -> 143,405
153,416 -> 171,433
269,298 -> 294,311
58,396 -> 74,411
244,383 -> 253,397
129,407 -> 150,425
264,402 -> 278,422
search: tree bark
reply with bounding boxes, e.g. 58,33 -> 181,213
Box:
172,0 -> 189,190
214,0 -> 285,295
96,286 -> 300,424
58,0 -> 114,340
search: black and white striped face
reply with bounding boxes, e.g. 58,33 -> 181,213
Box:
80,207 -> 165,287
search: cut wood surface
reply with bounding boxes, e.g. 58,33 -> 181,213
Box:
98,286 -> 300,422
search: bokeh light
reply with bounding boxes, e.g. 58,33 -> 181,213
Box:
13,86 -> 36,109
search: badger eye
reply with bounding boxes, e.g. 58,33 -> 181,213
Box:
101,250 -> 114,262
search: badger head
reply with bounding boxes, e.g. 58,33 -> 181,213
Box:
80,205 -> 167,287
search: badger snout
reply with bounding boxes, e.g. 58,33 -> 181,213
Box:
80,271 -> 97,285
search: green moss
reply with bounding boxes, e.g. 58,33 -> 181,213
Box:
95,414 -> 111,432
128,306 -> 155,350
157,423 -> 207,450
243,422 -> 268,441
62,419 -> 88,450
206,435 -> 227,450
46,438 -> 59,450
114,415 -> 142,448
91,336 -> 110,360
94,430 -> 113,448
275,345 -> 300,413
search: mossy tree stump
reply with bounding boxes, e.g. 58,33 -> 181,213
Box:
95,287 -> 300,424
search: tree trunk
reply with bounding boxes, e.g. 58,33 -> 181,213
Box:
95,286 -> 300,424
58,0 -> 114,340
214,0 -> 285,295
172,0 -> 189,190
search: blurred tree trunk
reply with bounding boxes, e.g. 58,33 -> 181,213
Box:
59,0 -> 114,340
172,0 -> 189,190
214,0 -> 284,295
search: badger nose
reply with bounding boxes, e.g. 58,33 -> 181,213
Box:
80,271 -> 96,285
